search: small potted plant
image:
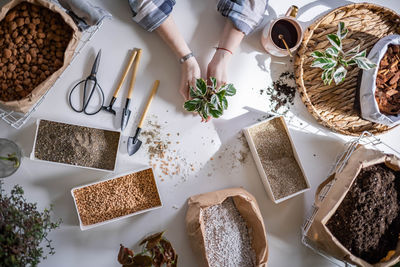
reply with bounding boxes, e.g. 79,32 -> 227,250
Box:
183,77 -> 236,120
0,138 -> 21,178
118,231 -> 178,267
0,181 -> 61,266
311,22 -> 376,85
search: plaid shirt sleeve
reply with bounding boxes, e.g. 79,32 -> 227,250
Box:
217,0 -> 268,35
128,0 -> 175,32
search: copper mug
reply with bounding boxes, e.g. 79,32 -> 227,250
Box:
261,6 -> 303,57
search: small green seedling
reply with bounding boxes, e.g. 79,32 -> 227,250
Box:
184,77 -> 236,120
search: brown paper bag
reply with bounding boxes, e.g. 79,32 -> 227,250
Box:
186,187 -> 268,267
0,0 -> 81,114
307,146 -> 400,267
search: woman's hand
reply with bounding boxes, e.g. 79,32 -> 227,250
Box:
180,56 -> 201,100
207,49 -> 232,89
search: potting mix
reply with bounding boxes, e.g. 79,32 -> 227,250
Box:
327,163 -> 400,264
247,117 -> 308,200
34,120 -> 120,171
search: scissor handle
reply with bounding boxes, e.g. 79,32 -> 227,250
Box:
68,80 -> 86,113
68,78 -> 105,115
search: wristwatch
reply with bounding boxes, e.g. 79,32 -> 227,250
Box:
179,52 -> 194,64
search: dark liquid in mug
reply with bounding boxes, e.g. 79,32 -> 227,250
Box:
271,20 -> 298,49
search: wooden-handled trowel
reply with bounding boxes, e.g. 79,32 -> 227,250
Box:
127,80 -> 160,156
121,49 -> 142,131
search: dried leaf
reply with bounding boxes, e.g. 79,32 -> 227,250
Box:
118,245 -> 134,266
140,231 -> 164,250
132,255 -> 152,267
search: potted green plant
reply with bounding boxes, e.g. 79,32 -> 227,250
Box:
183,77 -> 236,120
118,231 -> 177,267
311,22 -> 377,85
0,181 -> 61,266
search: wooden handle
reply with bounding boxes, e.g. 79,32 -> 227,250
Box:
138,80 -> 159,128
127,48 -> 142,99
113,50 -> 137,98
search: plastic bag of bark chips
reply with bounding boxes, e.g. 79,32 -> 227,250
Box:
0,0 -> 81,113
306,146 -> 400,267
186,188 -> 268,267
359,34 -> 400,126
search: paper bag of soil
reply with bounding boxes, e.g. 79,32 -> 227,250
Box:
306,146 -> 400,266
0,0 -> 81,114
186,187 -> 268,267
359,34 -> 400,126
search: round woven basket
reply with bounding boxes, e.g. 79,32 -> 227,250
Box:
294,3 -> 400,136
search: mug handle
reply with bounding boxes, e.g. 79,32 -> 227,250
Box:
285,5 -> 298,18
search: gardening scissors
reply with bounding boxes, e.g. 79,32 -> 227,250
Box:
68,50 -> 105,115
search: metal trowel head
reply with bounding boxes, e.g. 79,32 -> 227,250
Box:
127,136 -> 142,156
121,108 -> 131,131
127,128 -> 143,156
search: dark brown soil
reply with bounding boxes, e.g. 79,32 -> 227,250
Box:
35,120 -> 120,170
327,163 -> 400,264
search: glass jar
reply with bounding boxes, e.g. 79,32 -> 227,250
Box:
0,138 -> 22,178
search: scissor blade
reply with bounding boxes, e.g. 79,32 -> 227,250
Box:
90,50 -> 102,76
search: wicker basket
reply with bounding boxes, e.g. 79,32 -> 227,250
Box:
294,3 -> 400,136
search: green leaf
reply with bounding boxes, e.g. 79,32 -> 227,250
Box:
333,66 -> 347,85
189,86 -> 201,98
352,50 -> 366,59
322,68 -> 335,85
344,45 -> 360,58
311,51 -> 325,58
222,83 -> 236,96
210,77 -> 217,91
337,22 -> 348,40
311,57 -> 337,70
208,104 -> 223,118
183,99 -> 202,112
346,59 -> 356,66
221,96 -> 228,110
354,57 -> 377,70
210,94 -> 219,109
200,102 -> 209,120
217,89 -> 226,99
327,34 -> 342,51
196,78 -> 207,96
338,58 -> 348,67
326,47 -> 339,57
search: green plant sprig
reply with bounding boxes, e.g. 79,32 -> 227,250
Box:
0,153 -> 20,168
311,22 -> 377,85
0,181 -> 61,266
183,77 -> 236,120
118,231 -> 177,267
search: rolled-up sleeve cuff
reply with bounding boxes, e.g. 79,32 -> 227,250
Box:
129,0 -> 175,32
217,0 -> 267,35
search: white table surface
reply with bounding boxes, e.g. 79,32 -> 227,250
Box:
1,0 -> 400,266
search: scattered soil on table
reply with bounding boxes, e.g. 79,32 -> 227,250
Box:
375,45 -> 400,115
327,164 -> 400,264
141,116 -> 252,183
202,197 -> 256,267
142,118 -> 194,181
0,2 -> 73,102
248,117 -> 307,200
259,71 -> 296,114
73,168 -> 161,226
35,120 -> 119,170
